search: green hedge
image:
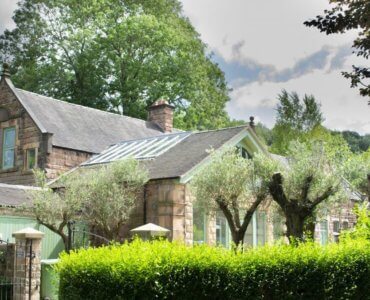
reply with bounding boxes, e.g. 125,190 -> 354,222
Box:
56,240 -> 370,300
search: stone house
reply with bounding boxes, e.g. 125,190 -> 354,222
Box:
0,64 -> 364,250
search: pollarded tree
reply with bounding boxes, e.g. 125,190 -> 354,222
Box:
29,158 -> 148,248
191,149 -> 278,247
267,142 -> 347,242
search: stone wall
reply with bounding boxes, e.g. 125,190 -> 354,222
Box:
0,80 -> 45,185
45,147 -> 92,180
0,79 -> 93,184
125,179 -> 192,244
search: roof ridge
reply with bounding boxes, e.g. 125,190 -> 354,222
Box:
15,88 -> 155,125
114,131 -> 192,145
192,124 -> 249,135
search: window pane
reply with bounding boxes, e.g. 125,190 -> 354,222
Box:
244,222 -> 253,246
257,212 -> 266,245
216,212 -> 230,248
3,149 -> 14,169
26,148 -> 36,169
320,221 -> 328,245
4,127 -> 15,148
193,208 -> 206,244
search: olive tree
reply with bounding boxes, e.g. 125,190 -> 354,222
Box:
267,142 -> 347,242
30,158 -> 148,247
191,149 -> 278,247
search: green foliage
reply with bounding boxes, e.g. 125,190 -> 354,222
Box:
56,239 -> 370,299
340,131 -> 370,153
29,159 -> 148,245
341,205 -> 370,242
305,0 -> 370,99
0,0 -> 231,130
271,90 -> 324,155
191,149 -> 278,245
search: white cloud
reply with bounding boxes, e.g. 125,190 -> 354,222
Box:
181,0 -> 369,134
227,56 -> 370,134
181,0 -> 357,69
0,0 -> 17,33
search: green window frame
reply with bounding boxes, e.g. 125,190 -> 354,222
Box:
2,127 -> 16,170
320,220 -> 328,245
193,208 -> 207,244
25,148 -> 37,170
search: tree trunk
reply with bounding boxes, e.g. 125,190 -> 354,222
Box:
285,213 -> 305,243
304,219 -> 315,240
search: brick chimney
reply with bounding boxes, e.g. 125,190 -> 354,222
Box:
148,99 -> 174,133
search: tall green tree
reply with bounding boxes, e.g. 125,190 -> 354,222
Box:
0,0 -> 230,130
271,90 -> 324,154
304,0 -> 370,101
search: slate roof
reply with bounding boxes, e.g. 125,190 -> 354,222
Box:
79,125 -> 252,181
12,86 -> 164,153
0,183 -> 41,207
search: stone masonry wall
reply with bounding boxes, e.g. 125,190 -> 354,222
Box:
0,80 -> 45,185
0,79 -> 93,184
125,179 -> 190,244
45,147 -> 92,180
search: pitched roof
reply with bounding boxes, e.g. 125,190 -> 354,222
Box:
0,183 -> 41,207
5,77 -> 165,153
79,125 -> 256,182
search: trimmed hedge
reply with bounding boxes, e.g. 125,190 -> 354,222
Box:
56,240 -> 370,300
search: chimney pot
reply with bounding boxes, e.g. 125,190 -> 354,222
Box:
148,98 -> 175,133
249,116 -> 255,127
1,63 -> 11,79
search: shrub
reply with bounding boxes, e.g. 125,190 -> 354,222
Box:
56,239 -> 370,300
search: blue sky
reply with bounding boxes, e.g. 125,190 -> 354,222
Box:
1,0 -> 369,133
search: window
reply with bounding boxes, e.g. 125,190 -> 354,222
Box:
237,145 -> 252,159
243,210 -> 267,247
342,221 -> 349,230
25,148 -> 37,170
193,207 -> 207,244
333,220 -> 340,243
2,127 -> 16,169
319,220 -> 328,245
216,212 -> 231,248
256,211 -> 266,246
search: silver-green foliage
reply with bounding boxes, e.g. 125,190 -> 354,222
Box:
191,148 -> 278,246
30,158 -> 148,245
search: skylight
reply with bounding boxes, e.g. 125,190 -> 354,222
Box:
82,132 -> 191,166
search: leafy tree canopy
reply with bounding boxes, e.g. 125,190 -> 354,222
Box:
0,0 -> 231,130
304,0 -> 370,100
270,90 -> 324,154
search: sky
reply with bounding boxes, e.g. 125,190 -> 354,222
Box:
1,0 -> 369,134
